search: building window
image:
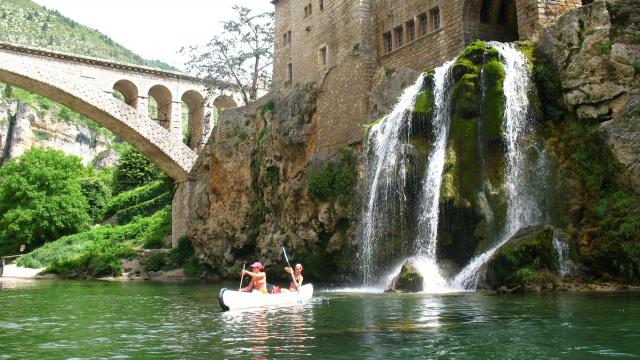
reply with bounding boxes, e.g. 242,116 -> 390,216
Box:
407,19 -> 415,42
430,7 -> 440,31
304,3 -> 312,17
419,13 -> 428,36
319,0 -> 324,11
394,26 -> 403,48
383,32 -> 392,53
287,63 -> 293,82
287,30 -> 291,45
319,46 -> 328,65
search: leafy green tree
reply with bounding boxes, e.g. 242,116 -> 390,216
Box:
112,147 -> 161,194
0,147 -> 90,254
79,175 -> 112,223
182,6 -> 274,104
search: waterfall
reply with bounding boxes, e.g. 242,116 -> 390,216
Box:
360,42 -> 546,292
553,234 -> 574,277
412,61 -> 454,292
451,42 -> 541,289
360,75 -> 425,284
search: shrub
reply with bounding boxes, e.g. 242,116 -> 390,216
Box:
171,236 -> 195,267
595,41 -> 611,55
144,252 -> 168,272
259,98 -> 275,119
142,207 -> 172,249
79,176 -> 112,223
183,256 -> 202,277
104,179 -> 171,219
0,148 -> 90,254
307,148 -> 357,206
116,192 -> 172,224
112,147 -> 162,194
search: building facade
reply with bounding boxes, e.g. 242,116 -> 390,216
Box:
271,0 -> 582,151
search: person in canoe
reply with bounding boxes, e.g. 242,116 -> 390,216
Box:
240,262 -> 268,293
283,263 -> 304,291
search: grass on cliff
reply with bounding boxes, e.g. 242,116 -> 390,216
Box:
307,148 -> 357,206
17,206 -> 172,277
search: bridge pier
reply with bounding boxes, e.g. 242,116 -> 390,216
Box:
172,179 -> 194,247
171,101 -> 183,143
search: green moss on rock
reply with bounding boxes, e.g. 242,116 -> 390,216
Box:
486,225 -> 559,287
482,59 -> 506,141
413,90 -> 433,114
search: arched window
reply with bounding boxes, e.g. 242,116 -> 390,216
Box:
463,0 -> 518,44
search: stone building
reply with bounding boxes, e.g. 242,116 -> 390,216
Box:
270,0 -> 582,151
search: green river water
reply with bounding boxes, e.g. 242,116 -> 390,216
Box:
1,279 -> 639,359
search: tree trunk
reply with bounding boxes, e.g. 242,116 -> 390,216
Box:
251,54 -> 260,101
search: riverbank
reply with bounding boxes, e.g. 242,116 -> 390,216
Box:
1,264 -> 44,279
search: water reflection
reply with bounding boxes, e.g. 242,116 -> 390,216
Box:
221,304 -> 315,358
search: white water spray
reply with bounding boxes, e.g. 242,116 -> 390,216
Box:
452,42 -> 541,289
553,234 -> 574,277
360,76 -> 425,284
411,61 -> 455,292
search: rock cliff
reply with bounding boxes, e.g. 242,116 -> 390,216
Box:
0,97 -> 117,167
187,85 -> 358,282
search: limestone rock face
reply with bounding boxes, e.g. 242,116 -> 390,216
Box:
536,0 -> 640,192
384,259 -> 423,293
187,85 -> 358,282
537,0 -> 639,123
0,99 -> 112,166
598,91 -> 640,193
369,67 -> 419,121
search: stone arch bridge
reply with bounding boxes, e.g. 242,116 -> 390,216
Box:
0,41 -> 242,181
0,41 -> 248,244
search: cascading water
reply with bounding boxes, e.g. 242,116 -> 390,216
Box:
360,76 -> 425,285
553,234 -> 574,277
451,42 -> 543,290
360,42 -> 549,292
412,61 -> 454,293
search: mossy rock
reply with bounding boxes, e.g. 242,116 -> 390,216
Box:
481,59 -> 505,141
485,225 -> 559,287
384,259 -> 423,293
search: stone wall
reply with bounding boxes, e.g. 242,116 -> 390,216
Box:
272,0 -> 376,153
271,0 -> 583,155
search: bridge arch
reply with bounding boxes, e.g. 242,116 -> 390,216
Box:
148,84 -> 173,129
213,94 -> 238,110
0,53 -> 196,181
113,79 -> 139,108
462,0 -> 518,44
181,90 -> 205,150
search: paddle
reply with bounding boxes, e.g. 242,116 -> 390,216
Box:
282,246 -> 302,304
238,262 -> 246,291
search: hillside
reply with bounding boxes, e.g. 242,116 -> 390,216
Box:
0,0 -> 177,71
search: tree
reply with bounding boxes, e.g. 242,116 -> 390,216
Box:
0,148 -> 90,254
112,147 -> 162,194
79,175 -> 112,223
182,6 -> 274,105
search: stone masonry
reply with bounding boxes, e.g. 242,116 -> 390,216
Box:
0,42 -> 244,245
0,42 -> 243,151
271,0 -> 583,152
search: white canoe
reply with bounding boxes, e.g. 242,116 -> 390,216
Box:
218,284 -> 313,311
